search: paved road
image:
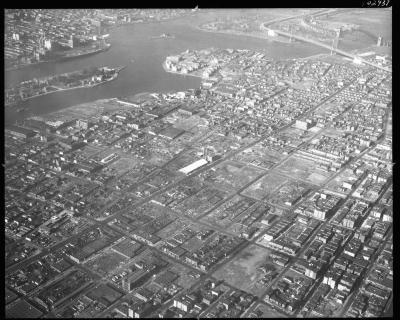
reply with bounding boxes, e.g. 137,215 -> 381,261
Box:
5,65 -> 359,277
6,55 -> 391,318
241,80 -> 391,318
262,9 -> 333,28
337,184 -> 393,317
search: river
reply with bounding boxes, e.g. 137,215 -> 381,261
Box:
5,11 -> 328,126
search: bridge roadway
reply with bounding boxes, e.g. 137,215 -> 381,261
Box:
261,9 -> 334,28
261,25 -> 392,74
263,8 -> 360,28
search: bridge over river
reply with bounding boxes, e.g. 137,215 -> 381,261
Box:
260,23 -> 391,73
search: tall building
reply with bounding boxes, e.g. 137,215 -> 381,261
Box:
377,36 -> 382,47
44,39 -> 52,50
336,27 -> 342,38
122,275 -> 135,292
76,119 -> 89,130
296,119 -> 316,130
68,35 -> 74,48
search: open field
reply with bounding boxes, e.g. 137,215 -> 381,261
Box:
85,283 -> 124,307
144,150 -> 175,167
234,141 -> 288,169
181,235 -> 205,252
242,172 -> 288,201
145,169 -> 181,191
321,127 -> 346,138
85,250 -> 128,277
172,114 -> 208,132
275,155 -> 331,185
325,9 -> 391,40
139,202 -> 176,219
280,125 -> 320,144
5,287 -> 18,305
201,195 -> 256,229
202,160 -> 265,192
251,302 -> 288,318
156,218 -> 188,239
106,157 -> 141,175
164,151 -> 199,172
30,98 -> 136,123
122,163 -> 158,184
325,168 -> 360,196
172,186 -> 231,219
168,263 -> 199,289
313,101 -> 343,119
76,144 -> 106,159
213,244 -> 283,297
286,78 -> 314,91
6,299 -> 43,318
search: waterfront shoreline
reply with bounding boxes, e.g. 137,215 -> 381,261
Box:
25,92 -> 153,123
6,66 -> 125,108
5,14 -> 327,126
5,60 -> 49,73
4,12 -> 200,73
5,44 -> 111,73
195,25 -> 293,44
162,61 -> 204,79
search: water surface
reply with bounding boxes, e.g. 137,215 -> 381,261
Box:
5,12 -> 328,125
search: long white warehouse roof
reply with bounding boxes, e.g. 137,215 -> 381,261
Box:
179,158 -> 208,175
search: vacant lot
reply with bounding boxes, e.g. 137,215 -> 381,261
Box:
213,244 -> 281,297
168,263 -> 199,289
275,155 -> 331,185
181,236 -> 205,253
235,142 -> 288,168
173,187 -> 230,219
108,157 -> 141,175
165,151 -> 199,172
173,115 -> 207,131
326,9 -> 391,40
251,302 -> 288,318
206,160 -> 265,192
268,179 -> 313,208
201,195 -> 256,229
85,250 -> 128,277
325,168 -> 359,196
76,144 -> 105,159
281,125 -> 319,143
242,172 -> 288,200
156,218 -> 188,239
38,98 -> 134,123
